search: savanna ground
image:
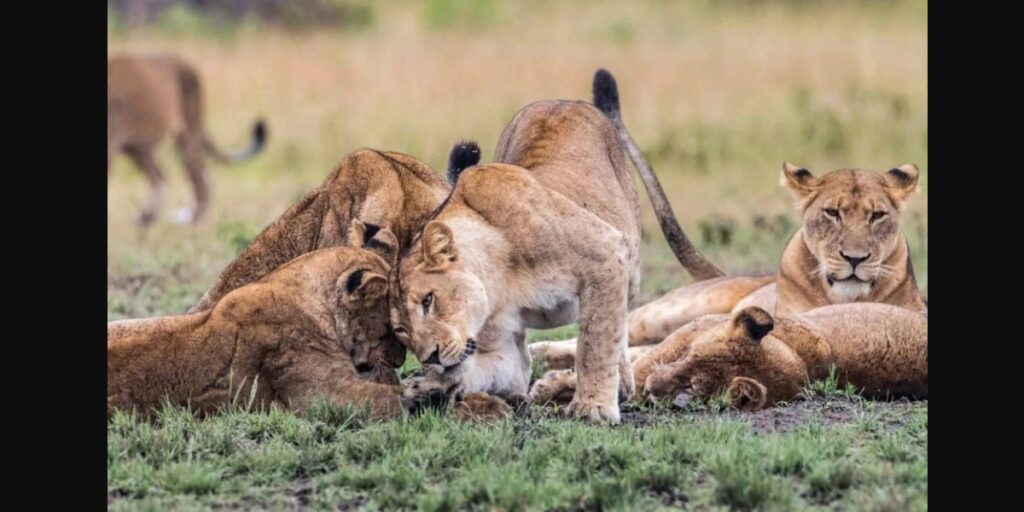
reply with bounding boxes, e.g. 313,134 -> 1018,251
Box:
107,1 -> 927,509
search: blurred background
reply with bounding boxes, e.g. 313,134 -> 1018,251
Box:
107,0 -> 927,320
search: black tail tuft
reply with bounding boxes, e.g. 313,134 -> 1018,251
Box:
253,118 -> 268,147
446,140 -> 481,185
592,68 -> 621,117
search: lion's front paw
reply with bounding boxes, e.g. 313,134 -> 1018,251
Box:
529,369 -> 577,405
402,374 -> 460,414
452,392 -> 513,423
565,397 -> 621,424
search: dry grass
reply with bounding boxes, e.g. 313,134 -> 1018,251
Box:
107,0 -> 926,308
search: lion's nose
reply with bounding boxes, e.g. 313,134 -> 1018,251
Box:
840,251 -> 870,269
422,347 -> 441,365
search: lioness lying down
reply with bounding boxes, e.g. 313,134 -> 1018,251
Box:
107,224 -> 408,418
530,162 -> 927,369
530,303 -> 927,411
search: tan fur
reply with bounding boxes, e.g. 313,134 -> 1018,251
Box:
108,229 -> 408,418
533,303 -> 927,410
452,393 -> 514,423
190,149 -> 449,313
529,164 -> 927,372
642,303 -> 927,408
108,53 -> 265,226
392,86 -> 715,424
774,163 -> 927,317
528,275 -> 774,370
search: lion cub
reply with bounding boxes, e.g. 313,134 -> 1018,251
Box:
532,303 -> 927,411
107,223 -> 407,418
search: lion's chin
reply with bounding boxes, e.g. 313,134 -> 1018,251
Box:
827,278 -> 872,302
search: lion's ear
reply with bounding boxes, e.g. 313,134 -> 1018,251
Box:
780,162 -> 819,202
883,163 -> 920,207
726,376 -> 768,411
422,221 -> 457,271
348,219 -> 370,247
729,307 -> 774,343
340,269 -> 388,303
349,220 -> 398,266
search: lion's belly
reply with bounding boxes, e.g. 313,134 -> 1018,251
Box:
521,298 -> 580,329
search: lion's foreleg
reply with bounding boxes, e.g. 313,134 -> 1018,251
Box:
568,266 -> 631,424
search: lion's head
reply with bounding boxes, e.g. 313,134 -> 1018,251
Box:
644,307 -> 805,410
335,223 -> 407,380
389,221 -> 488,373
781,162 -> 920,303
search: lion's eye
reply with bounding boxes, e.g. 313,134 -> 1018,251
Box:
421,292 -> 434,314
824,208 -> 841,220
871,211 -> 887,221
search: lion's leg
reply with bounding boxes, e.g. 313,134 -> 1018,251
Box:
568,264 -> 630,424
529,369 -> 578,405
631,313 -> 729,394
176,135 -> 210,224
616,328 -> 635,401
461,328 -> 533,397
125,144 -> 166,227
529,338 -> 579,371
627,275 -> 777,345
271,349 -> 405,418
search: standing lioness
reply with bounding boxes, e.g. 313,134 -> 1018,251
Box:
108,53 -> 266,226
389,70 -> 720,424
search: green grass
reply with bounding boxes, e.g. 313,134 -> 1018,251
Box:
109,398 -> 926,510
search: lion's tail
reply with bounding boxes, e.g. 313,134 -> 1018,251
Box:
592,68 -> 723,281
178,64 -> 267,165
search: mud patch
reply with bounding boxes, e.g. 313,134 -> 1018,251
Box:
726,397 -> 925,434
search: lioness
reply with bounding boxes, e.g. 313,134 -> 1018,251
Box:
108,53 -> 267,226
530,162 -> 927,369
389,69 -> 721,424
531,303 -> 927,411
107,224 -> 407,418
190,148 -> 451,313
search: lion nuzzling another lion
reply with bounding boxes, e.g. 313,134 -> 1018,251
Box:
189,149 -> 450,313
389,69 -> 721,424
107,224 -> 408,418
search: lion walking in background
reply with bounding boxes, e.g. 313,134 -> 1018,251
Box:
108,53 -> 266,226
